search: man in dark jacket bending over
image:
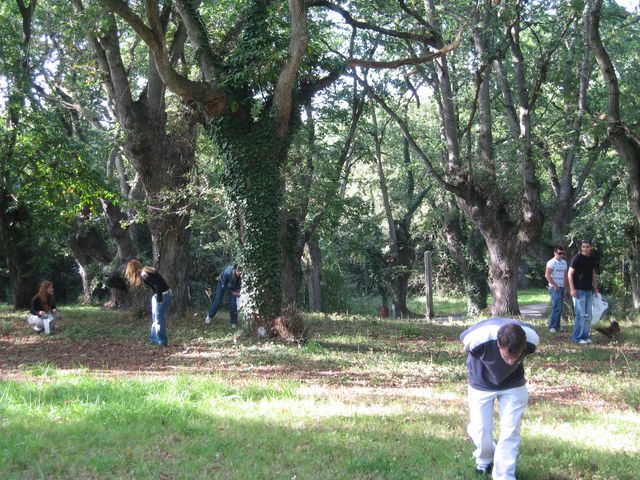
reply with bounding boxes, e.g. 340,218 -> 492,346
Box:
460,318 -> 540,479
205,264 -> 241,328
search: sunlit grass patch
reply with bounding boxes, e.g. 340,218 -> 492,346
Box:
20,362 -> 60,377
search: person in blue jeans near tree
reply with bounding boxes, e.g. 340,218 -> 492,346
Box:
205,264 -> 241,328
567,240 -> 599,344
125,259 -> 173,346
544,246 -> 567,333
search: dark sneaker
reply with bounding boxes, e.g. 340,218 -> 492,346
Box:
475,463 -> 493,475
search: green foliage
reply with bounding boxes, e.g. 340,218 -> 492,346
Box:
220,0 -> 289,97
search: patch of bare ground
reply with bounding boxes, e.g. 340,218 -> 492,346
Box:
528,383 -> 630,411
0,333 -> 441,389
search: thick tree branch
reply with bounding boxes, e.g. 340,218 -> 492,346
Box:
308,0 -> 439,45
349,26 -> 465,69
274,0 -> 309,136
100,0 -> 226,115
174,0 -> 222,80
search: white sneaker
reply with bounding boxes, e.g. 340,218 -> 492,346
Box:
578,339 -> 589,344
549,328 -> 557,333
585,338 -> 592,344
204,315 -> 211,325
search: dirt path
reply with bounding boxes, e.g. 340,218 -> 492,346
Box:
427,302 -> 549,323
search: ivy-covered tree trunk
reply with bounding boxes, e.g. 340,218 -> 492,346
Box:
465,228 -> 489,315
209,117 -> 285,325
102,0 -> 310,333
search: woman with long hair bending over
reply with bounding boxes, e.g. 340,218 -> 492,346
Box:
27,280 -> 61,334
125,259 -> 172,346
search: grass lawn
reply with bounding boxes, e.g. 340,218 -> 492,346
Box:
1,301 -> 638,479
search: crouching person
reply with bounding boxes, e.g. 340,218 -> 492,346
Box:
27,281 -> 61,334
460,318 -> 540,479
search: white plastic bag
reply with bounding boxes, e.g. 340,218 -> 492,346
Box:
591,293 -> 608,325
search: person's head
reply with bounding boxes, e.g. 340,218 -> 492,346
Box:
34,281 -> 55,309
553,245 -> 565,259
233,264 -> 241,278
125,259 -> 143,288
580,240 -> 592,256
497,323 -> 526,365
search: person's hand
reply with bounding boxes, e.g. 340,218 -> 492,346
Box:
570,289 -> 577,298
594,287 -> 599,296
39,310 -> 45,316
233,291 -> 241,298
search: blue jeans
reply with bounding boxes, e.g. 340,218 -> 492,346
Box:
548,287 -> 564,330
572,290 -> 592,343
151,291 -> 172,346
207,281 -> 238,325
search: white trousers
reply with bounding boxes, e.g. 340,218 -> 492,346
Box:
27,313 -> 58,334
467,384 -> 529,480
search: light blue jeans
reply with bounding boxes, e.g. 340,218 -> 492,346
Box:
572,289 -> 593,343
548,287 -> 564,330
151,291 -> 172,346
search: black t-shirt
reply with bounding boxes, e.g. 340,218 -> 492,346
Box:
30,296 -> 57,315
570,254 -> 596,291
141,270 -> 170,302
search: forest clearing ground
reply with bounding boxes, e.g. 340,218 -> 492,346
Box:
1,303 -> 639,479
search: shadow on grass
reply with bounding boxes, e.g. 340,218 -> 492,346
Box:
1,377 -> 636,479
0,378 -> 473,479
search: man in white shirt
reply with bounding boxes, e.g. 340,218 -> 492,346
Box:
544,246 -> 567,333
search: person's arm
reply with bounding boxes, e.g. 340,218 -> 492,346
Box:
220,270 -> 231,291
544,264 -> 559,290
567,266 -> 577,297
592,270 -> 599,296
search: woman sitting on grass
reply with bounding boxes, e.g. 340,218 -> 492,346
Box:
125,259 -> 172,346
27,280 -> 61,334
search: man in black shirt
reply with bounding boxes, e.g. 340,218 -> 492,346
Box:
567,240 -> 599,344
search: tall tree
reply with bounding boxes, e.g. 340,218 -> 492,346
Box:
282,77 -> 365,309
100,0 -> 343,331
337,0 -> 579,314
588,0 -> 640,226
72,0 -> 197,312
0,0 -> 38,308
368,106 -> 430,316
